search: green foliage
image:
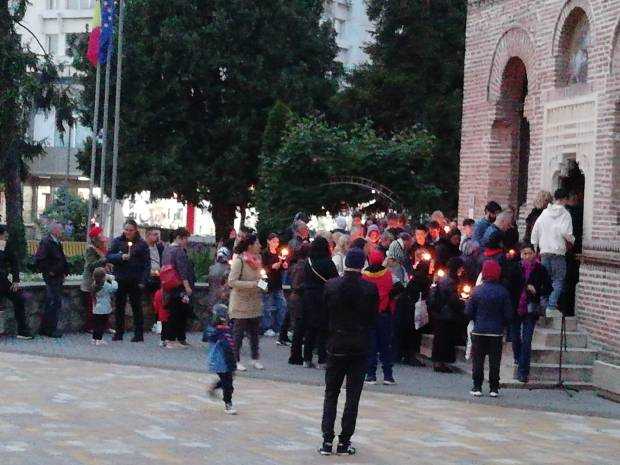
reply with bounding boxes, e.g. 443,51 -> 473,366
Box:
255,116 -> 440,232
73,0 -> 341,239
39,187 -> 89,241
188,249 -> 213,283
332,0 -> 466,214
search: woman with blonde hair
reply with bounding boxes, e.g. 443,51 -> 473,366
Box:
332,234 -> 351,276
524,191 -> 553,242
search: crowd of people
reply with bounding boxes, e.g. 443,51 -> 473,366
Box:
0,186 -> 582,455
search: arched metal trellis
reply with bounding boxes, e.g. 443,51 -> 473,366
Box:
321,176 -> 404,211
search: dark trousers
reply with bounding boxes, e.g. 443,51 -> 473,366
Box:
40,278 -> 63,335
212,372 -> 234,404
393,300 -> 422,364
92,314 -> 109,340
82,291 -> 94,332
512,315 -> 537,379
278,309 -> 291,342
115,279 -> 143,338
432,319 -> 459,364
472,334 -> 503,392
291,318 -> 327,364
166,295 -> 190,342
321,355 -> 367,444
367,312 -> 394,378
1,285 -> 29,334
233,317 -> 260,361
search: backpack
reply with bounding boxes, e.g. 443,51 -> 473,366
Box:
160,264 -> 182,291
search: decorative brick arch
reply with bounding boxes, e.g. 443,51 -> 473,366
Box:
551,0 -> 596,56
611,18 -> 620,75
487,27 -> 536,103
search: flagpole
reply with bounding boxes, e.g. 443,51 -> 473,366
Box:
86,62 -> 102,243
109,0 -> 125,237
99,45 -> 113,236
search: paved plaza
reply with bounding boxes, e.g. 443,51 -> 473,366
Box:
1,339 -> 620,464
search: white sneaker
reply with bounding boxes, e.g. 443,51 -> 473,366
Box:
236,363 -> 247,372
252,361 -> 264,370
97,340 -> 107,346
264,329 -> 276,337
470,390 -> 483,397
224,403 -> 237,415
489,391 -> 499,398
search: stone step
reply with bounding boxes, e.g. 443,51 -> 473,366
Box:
530,346 -> 597,365
520,363 -> 593,383
532,328 -> 588,349
537,316 -> 578,332
501,379 -> 595,390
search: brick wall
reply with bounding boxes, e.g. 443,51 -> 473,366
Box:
459,0 -> 620,360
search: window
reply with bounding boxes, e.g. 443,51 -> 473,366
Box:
65,33 -> 86,57
46,34 -> 59,55
47,0 -> 58,9
74,123 -> 91,149
66,0 -> 94,8
54,125 -> 72,148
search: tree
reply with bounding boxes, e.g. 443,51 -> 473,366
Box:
255,115 -> 440,233
0,0 -> 72,263
39,186 -> 89,241
333,0 -> 466,214
74,0 -> 341,240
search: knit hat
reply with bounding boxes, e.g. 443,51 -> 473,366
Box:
88,226 -> 103,239
345,248 -> 366,271
481,260 -> 501,282
211,303 -> 229,325
366,224 -> 380,238
368,249 -> 384,266
216,247 -> 231,263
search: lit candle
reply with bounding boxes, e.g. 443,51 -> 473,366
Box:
437,269 -> 446,278
508,249 -> 516,257
422,252 -> 432,261
260,269 -> 267,280
280,248 -> 289,260
127,241 -> 133,252
444,226 -> 451,234
463,285 -> 471,294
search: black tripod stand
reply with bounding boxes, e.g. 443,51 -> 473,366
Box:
555,311 -> 578,397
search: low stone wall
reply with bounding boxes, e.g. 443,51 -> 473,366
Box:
0,281 -> 210,335
593,361 -> 620,403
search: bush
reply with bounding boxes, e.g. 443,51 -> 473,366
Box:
188,249 -> 213,283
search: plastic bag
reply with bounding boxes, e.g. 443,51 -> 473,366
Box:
465,320 -> 474,360
414,298 -> 429,330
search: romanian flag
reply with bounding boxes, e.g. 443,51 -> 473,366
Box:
86,0 -> 101,66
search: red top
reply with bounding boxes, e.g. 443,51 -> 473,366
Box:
362,267 -> 394,313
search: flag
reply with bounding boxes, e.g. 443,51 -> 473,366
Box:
86,0 -> 101,66
99,0 -> 116,65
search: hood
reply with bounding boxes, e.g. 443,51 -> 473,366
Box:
368,249 -> 385,266
482,260 -> 501,282
545,203 -> 568,219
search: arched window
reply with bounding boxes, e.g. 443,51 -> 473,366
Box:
557,8 -> 591,86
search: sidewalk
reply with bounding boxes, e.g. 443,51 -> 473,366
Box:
1,332 -> 619,419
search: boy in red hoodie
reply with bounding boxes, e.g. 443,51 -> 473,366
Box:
362,250 -> 396,385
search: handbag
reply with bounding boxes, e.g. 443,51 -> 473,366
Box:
414,298 -> 429,330
160,264 -> 183,291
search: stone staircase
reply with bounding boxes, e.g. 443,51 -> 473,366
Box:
420,312 -> 597,389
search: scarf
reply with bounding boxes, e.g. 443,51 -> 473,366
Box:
518,260 -> 536,316
242,252 -> 262,270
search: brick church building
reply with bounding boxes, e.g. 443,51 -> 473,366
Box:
458,1 -> 619,365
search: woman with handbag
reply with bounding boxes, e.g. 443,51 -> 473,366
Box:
228,234 -> 264,371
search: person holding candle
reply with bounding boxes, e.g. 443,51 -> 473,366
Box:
106,219 -> 150,342
228,234 -> 264,371
435,228 -> 462,269
261,233 -> 289,338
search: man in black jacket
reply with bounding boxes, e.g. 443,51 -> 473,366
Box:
106,219 -> 150,342
319,248 -> 378,456
35,222 -> 69,338
0,226 -> 33,339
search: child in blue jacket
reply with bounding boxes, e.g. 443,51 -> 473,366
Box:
206,304 -> 237,414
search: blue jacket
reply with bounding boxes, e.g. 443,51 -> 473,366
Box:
472,217 -> 491,245
106,234 -> 150,283
205,325 -> 236,374
465,281 -> 513,335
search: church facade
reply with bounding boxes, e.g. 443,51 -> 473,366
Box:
458,0 -> 620,363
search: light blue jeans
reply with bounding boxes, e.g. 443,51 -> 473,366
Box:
541,254 -> 566,310
261,290 -> 287,333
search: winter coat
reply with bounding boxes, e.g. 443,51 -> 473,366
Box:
428,276 -> 465,322
205,324 -> 236,374
35,235 -> 69,283
517,261 -> 552,316
227,256 -> 262,320
106,234 -> 150,283
81,246 -> 107,292
472,217 -> 492,244
162,244 -> 196,288
362,266 -> 394,313
93,277 -> 118,315
465,281 -> 513,335
0,246 -> 19,291
288,258 -> 307,321
302,257 -> 339,327
524,208 -> 544,243
324,272 -> 378,357
435,239 -> 461,268
530,203 -> 575,256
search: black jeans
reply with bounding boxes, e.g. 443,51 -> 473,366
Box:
278,309 -> 291,342
92,314 -> 109,340
166,294 -> 190,342
40,278 -> 63,335
1,284 -> 29,334
115,279 -> 143,338
321,355 -> 367,444
472,334 -> 503,392
233,317 -> 260,361
212,372 -> 234,404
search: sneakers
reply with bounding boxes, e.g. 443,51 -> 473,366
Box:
264,329 -> 277,337
224,403 -> 237,415
207,386 -> 219,401
383,377 -> 397,385
303,361 -> 316,369
236,363 -> 247,372
336,443 -> 356,456
131,335 -> 144,343
317,363 -> 326,370
364,376 -> 377,385
318,441 -> 333,456
178,340 -> 191,347
252,361 -> 264,370
276,339 -> 289,346
112,333 -> 123,341
489,391 -> 499,398
16,331 -> 34,340
470,390 -> 483,397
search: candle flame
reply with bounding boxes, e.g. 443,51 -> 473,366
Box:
281,248 -> 289,257
463,285 -> 471,294
437,269 -> 445,278
422,252 -> 432,261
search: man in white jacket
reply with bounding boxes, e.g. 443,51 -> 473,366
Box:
530,188 -> 575,313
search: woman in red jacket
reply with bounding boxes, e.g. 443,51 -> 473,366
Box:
362,249 -> 396,385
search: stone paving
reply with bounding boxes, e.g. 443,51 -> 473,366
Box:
1,332 -> 620,419
1,352 -> 620,465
